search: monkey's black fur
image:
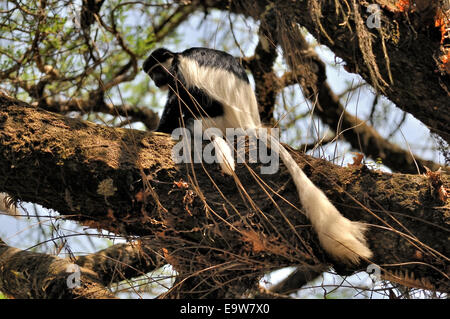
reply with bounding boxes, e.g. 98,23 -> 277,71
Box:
181,48 -> 249,83
143,47 -> 249,133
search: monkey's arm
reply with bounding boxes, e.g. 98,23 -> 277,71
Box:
155,94 -> 184,133
182,87 -> 224,119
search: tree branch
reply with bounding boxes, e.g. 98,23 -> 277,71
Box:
42,96 -> 159,130
0,234 -> 163,299
75,241 -> 162,285
0,93 -> 448,296
0,237 -> 115,299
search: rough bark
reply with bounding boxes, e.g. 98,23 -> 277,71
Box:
0,93 -> 448,296
75,241 -> 162,285
0,238 -> 115,299
0,237 -> 160,298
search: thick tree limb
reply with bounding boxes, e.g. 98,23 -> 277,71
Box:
0,237 -> 161,299
42,96 -> 159,130
75,241 -> 162,285
245,6 -> 279,124
80,0 -> 105,29
0,93 -> 448,296
0,237 -> 115,299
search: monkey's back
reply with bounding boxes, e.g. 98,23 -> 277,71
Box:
178,48 -> 261,133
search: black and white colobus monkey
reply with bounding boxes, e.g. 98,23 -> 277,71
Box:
143,47 -> 372,265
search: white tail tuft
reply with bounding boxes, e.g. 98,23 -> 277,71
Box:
274,136 -> 372,264
208,131 -> 372,264
210,135 -> 235,176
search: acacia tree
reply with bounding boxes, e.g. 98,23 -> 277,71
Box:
0,0 -> 448,299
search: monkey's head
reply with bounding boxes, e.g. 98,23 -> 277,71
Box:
143,48 -> 174,89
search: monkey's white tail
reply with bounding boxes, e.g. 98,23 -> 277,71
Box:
273,137 -> 372,264
210,135 -> 235,176
208,130 -> 372,264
